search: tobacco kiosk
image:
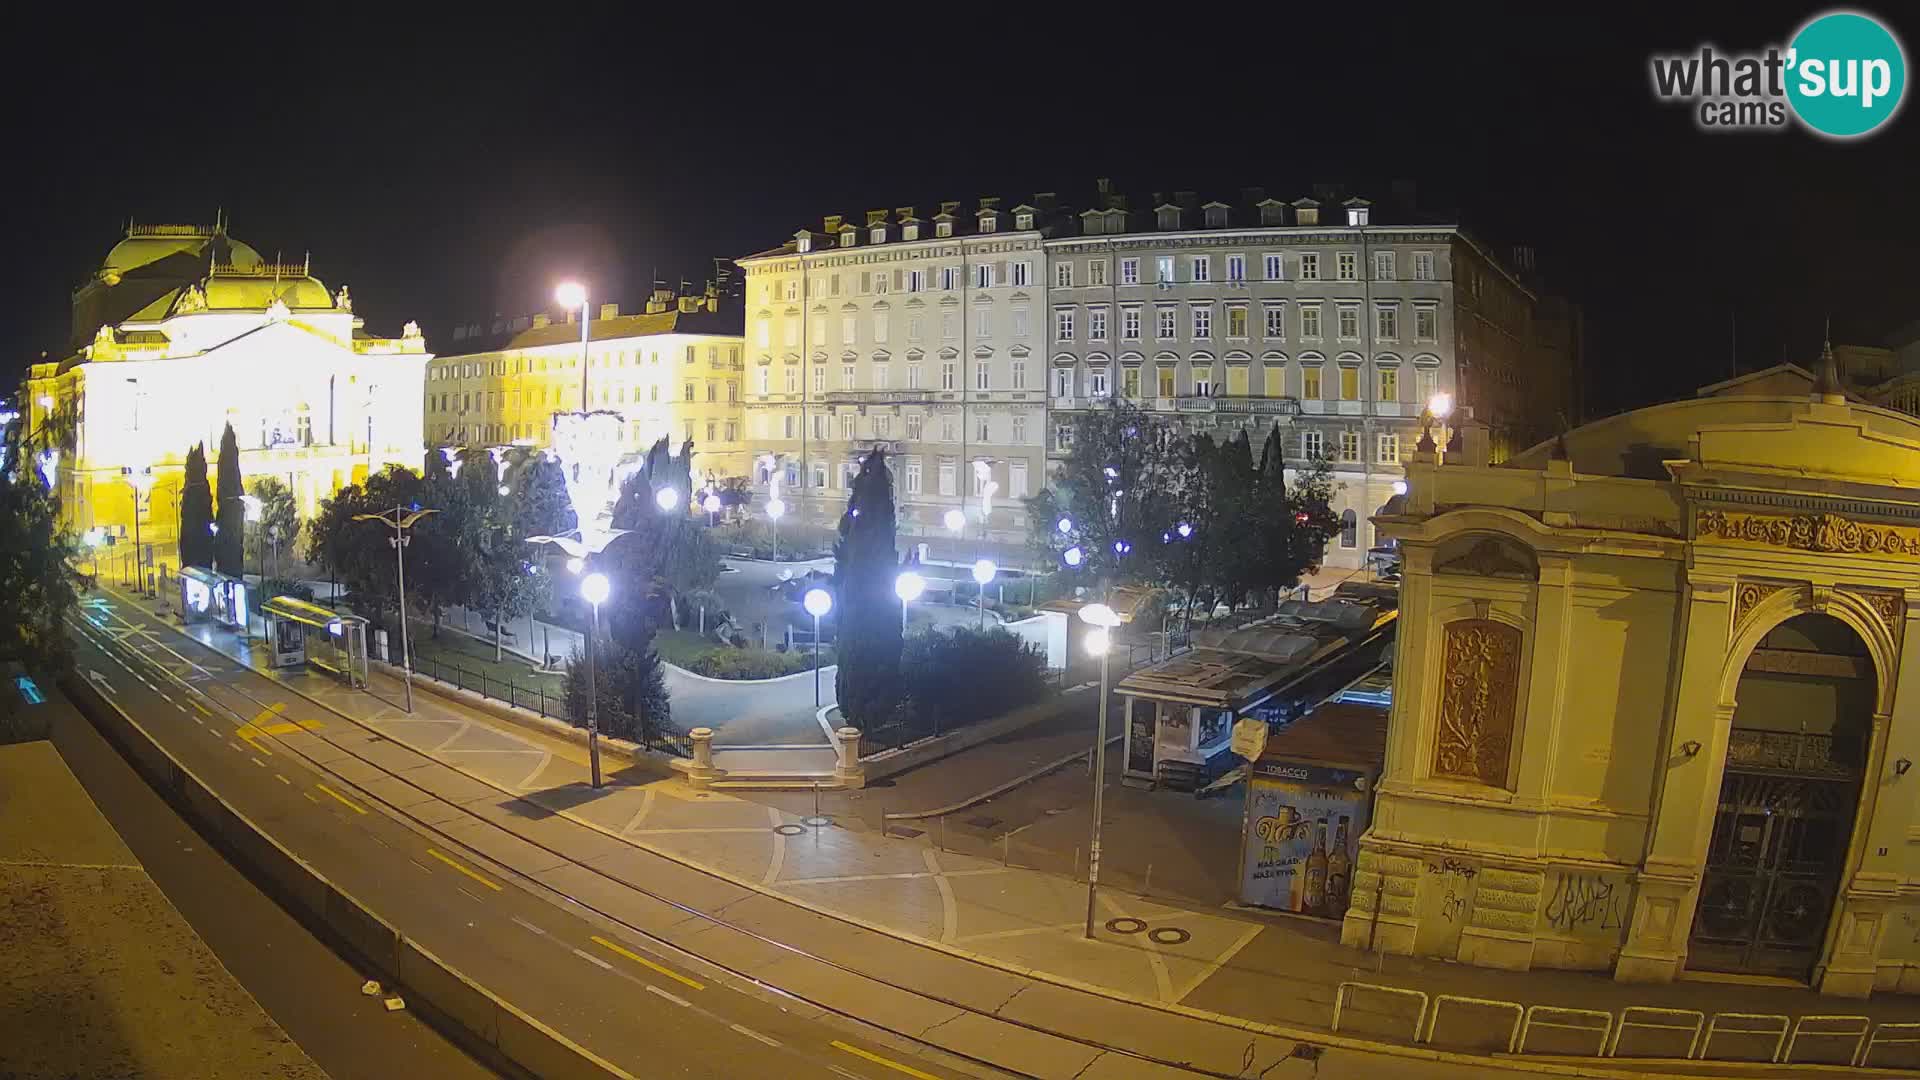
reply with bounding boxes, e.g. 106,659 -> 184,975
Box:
1238,700 -> 1388,919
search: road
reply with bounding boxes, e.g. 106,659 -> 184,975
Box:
40,688 -> 497,1080
66,591 -> 984,1080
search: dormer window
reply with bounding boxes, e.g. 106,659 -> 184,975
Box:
1258,202 -> 1285,226
1204,205 -> 1230,228
903,223 -> 920,241
1156,207 -> 1180,230
936,220 -> 953,238
979,215 -> 998,234
871,226 -> 887,244
1015,212 -> 1034,230
1296,206 -> 1320,227
839,229 -> 856,248
1347,207 -> 1370,226
797,235 -> 812,253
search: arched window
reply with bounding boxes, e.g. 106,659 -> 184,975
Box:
1340,509 -> 1358,548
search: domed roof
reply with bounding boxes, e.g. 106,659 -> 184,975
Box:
202,274 -> 334,311
101,228 -> 262,275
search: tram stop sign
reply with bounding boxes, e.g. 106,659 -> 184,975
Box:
1231,716 -> 1268,761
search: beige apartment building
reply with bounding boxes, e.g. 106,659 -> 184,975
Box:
427,282 -> 749,481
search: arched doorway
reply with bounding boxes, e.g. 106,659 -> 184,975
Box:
1689,613 -> 1873,980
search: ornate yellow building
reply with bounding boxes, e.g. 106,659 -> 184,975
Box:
427,282 -> 747,481
1347,351 -> 1920,997
26,221 -> 429,559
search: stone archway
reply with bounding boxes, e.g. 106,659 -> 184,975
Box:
1690,612 -> 1876,980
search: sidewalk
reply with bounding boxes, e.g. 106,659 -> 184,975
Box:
126,588 -> 1920,1070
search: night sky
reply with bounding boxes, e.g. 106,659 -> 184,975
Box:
8,5 -> 1916,419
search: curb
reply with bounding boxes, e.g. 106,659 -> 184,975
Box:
882,732 -> 1122,821
61,669 -> 633,1080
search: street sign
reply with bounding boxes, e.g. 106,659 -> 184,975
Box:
1231,716 -> 1268,760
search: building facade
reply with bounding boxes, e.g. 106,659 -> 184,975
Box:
739,184 -> 1579,569
737,201 -> 1053,557
1345,356 -> 1920,997
428,282 -> 749,481
27,221 -> 428,559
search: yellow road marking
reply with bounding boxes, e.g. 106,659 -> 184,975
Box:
235,703 -> 287,754
314,783 -> 368,815
831,1041 -> 940,1079
591,934 -> 705,991
426,848 -> 501,891
191,700 -> 214,718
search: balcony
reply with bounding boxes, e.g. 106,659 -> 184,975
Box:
1212,396 -> 1301,417
823,390 -> 932,405
1174,396 -> 1217,413
1335,400 -> 1365,416
1372,401 -> 1407,418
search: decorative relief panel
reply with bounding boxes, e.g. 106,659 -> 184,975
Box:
1432,619 -> 1523,787
1698,509 -> 1920,558
1734,582 -> 1792,630
1846,588 -> 1904,643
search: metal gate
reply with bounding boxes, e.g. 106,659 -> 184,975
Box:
1689,729 -> 1862,979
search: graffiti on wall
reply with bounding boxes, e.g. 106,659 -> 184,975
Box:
1542,870 -> 1631,937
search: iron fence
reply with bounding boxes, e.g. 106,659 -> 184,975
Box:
411,652 -> 691,758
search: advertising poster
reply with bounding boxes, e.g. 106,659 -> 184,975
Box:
1240,761 -> 1372,918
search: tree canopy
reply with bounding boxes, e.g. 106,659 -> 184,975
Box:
832,447 -> 901,726
178,443 -> 214,569
213,423 -> 244,576
0,418 -> 79,692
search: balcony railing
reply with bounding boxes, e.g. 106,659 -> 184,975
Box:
1174,396 -> 1217,412
822,390 -> 932,404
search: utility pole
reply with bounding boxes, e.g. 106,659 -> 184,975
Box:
353,505 -> 439,712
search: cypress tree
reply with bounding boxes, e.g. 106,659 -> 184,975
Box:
214,423 -> 245,575
179,443 -> 214,569
832,447 -> 901,726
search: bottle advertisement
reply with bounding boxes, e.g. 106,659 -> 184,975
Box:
1240,761 -> 1372,918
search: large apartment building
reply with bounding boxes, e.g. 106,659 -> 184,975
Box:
738,183 -> 1581,569
427,281 -> 750,481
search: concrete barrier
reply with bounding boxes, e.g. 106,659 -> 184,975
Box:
61,671 -> 630,1080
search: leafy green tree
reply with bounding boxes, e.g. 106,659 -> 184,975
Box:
898,626 -> 1047,733
510,452 -> 575,540
1026,397 -> 1183,585
562,635 -> 670,745
214,423 -> 245,576
307,465 -> 426,645
410,450 -> 474,637
832,448 -> 901,727
0,420 -> 81,717
178,443 -> 214,569
245,476 -> 299,576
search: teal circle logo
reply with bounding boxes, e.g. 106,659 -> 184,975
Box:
1787,11 -> 1907,138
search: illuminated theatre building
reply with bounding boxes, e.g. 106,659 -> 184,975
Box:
26,221 -> 429,556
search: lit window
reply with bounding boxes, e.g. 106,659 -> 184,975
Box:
1378,367 -> 1399,401
1337,252 -> 1358,281
1120,258 -> 1139,285
1190,256 -> 1210,282
1299,253 -> 1320,281
1263,253 -> 1283,281
1377,432 -> 1400,464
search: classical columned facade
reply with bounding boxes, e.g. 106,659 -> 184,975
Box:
1345,363 -> 1920,996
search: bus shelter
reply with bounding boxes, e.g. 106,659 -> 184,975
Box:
261,596 -> 369,688
178,566 -> 247,631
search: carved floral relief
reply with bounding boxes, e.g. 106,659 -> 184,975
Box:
1432,619 -> 1522,787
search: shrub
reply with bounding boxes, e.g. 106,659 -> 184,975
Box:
899,626 -> 1048,731
682,646 -> 833,680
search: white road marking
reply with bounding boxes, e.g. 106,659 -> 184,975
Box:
572,948 -> 613,970
276,775 -> 292,785
457,887 -> 486,904
368,835 -> 389,849
729,1023 -> 780,1048
251,758 -> 266,768
511,916 -> 547,937
645,985 -> 690,1007
409,859 -> 433,874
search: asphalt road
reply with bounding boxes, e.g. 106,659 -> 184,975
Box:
66,592 -> 982,1080
41,687 -> 497,1080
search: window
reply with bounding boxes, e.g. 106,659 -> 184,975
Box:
939,460 -> 956,495
1374,251 -> 1395,281
1010,460 -> 1028,497
1414,305 -> 1438,342
936,220 -> 954,238
1191,306 -> 1212,340
940,416 -> 956,442
706,420 -> 717,442
1012,261 -> 1031,287
1190,256 -> 1210,282
1302,429 -> 1324,458
976,308 -> 992,337
724,421 -> 737,441
707,382 -> 717,402
783,280 -> 800,302
908,316 -> 923,341
1054,424 -> 1074,451
941,362 -> 956,390
873,272 -> 889,295
907,269 -> 924,292
1157,306 -> 1177,340
875,313 -> 889,342
1416,369 -> 1438,407
1157,366 -> 1176,397
1012,308 -> 1029,337
1375,305 -> 1399,341
1337,306 -> 1360,340
1054,309 -> 1075,342
784,415 -> 796,439
1264,303 -> 1286,340
756,322 -> 771,348
1088,260 -> 1107,286
1120,258 -> 1140,285
1378,367 -> 1399,401
1339,366 -> 1360,400
976,361 -> 990,390
975,264 -> 994,289
1053,367 -> 1072,399
1299,253 -> 1320,280
980,215 -> 998,234
1303,366 -> 1323,399
905,457 -> 923,493
1055,262 -> 1073,287
1156,256 -> 1175,283
1337,252 -> 1358,281
811,320 -> 827,346
813,463 -> 827,488
874,363 -> 890,390
906,413 -> 923,440
812,366 -> 825,394
729,382 -> 737,402
1413,251 -> 1436,281
941,312 -> 957,339
1089,307 -> 1108,341
1377,433 -> 1400,464
1227,254 -> 1245,282
1339,430 -> 1360,462
940,266 -> 960,290
1193,370 -> 1213,396
908,362 -> 922,388
874,414 -> 891,438
1263,253 -> 1283,281
1089,366 -> 1109,397
685,382 -> 696,401
975,416 -> 989,443
841,316 -> 855,345
1227,305 -> 1248,339
813,414 -> 827,440
1121,306 -> 1141,340
842,364 -> 856,389
1011,359 -> 1027,389
1340,509 -> 1357,548
1301,304 -> 1322,339
1122,367 -> 1141,398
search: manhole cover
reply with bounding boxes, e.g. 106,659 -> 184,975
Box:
1148,927 -> 1192,946
772,824 -> 806,836
886,825 -> 925,839
801,815 -> 833,828
964,815 -> 1001,830
1043,808 -> 1071,816
1105,917 -> 1148,935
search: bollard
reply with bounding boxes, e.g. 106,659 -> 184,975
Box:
1073,845 -> 1080,883
1144,863 -> 1153,897
1002,832 -> 1010,867
685,727 -> 719,787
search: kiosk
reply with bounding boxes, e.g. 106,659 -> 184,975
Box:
260,595 -> 369,688
1239,700 -> 1387,920
178,566 -> 247,631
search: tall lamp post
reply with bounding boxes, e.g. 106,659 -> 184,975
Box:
122,466 -> 153,596
1077,601 -> 1122,939
766,495 -> 786,561
557,281 -> 593,411
894,571 -> 924,635
579,570 -> 611,789
803,587 -> 832,708
971,558 -> 996,629
353,506 -> 439,713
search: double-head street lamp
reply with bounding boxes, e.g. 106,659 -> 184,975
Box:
352,505 -> 440,713
121,465 -> 154,596
556,280 -> 592,411
1078,601 -> 1123,940
971,558 -> 997,628
579,569 -> 612,788
894,571 -> 925,634
803,586 -> 832,707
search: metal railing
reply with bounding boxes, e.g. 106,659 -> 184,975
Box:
412,652 -> 691,758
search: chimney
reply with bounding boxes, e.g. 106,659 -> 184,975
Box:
1175,190 -> 1198,210
1313,181 -> 1342,202
865,209 -> 887,226
678,295 -> 698,313
894,205 -> 917,222
823,214 -> 843,233
1095,177 -> 1112,197
1240,186 -> 1266,205
1034,191 -> 1057,209
939,200 -> 961,216
978,196 -> 1001,211
598,302 -> 619,320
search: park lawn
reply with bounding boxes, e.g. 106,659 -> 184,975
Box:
413,626 -> 564,687
652,629 -> 712,668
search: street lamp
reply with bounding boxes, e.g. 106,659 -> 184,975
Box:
1063,545 -> 1084,568
894,571 -> 925,635
766,496 -> 785,561
579,570 -> 612,789
703,492 -> 721,526
971,558 -> 997,629
943,508 -> 965,535
121,466 -> 153,596
655,486 -> 680,513
556,280 -> 591,411
352,505 -> 440,713
1078,601 -> 1122,940
803,587 -> 832,707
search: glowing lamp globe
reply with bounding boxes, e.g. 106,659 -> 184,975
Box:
580,571 -> 611,606
703,493 -> 721,514
766,498 -> 786,521
555,281 -> 588,310
655,487 -> 680,512
894,572 -> 926,604
1428,391 -> 1454,419
1062,546 -> 1084,567
1085,628 -> 1111,657
803,587 -> 833,618
1078,602 -> 1121,628
566,556 -> 585,574
943,508 -> 966,532
1392,480 -> 1409,496
1056,516 -> 1073,535
971,559 -> 997,585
